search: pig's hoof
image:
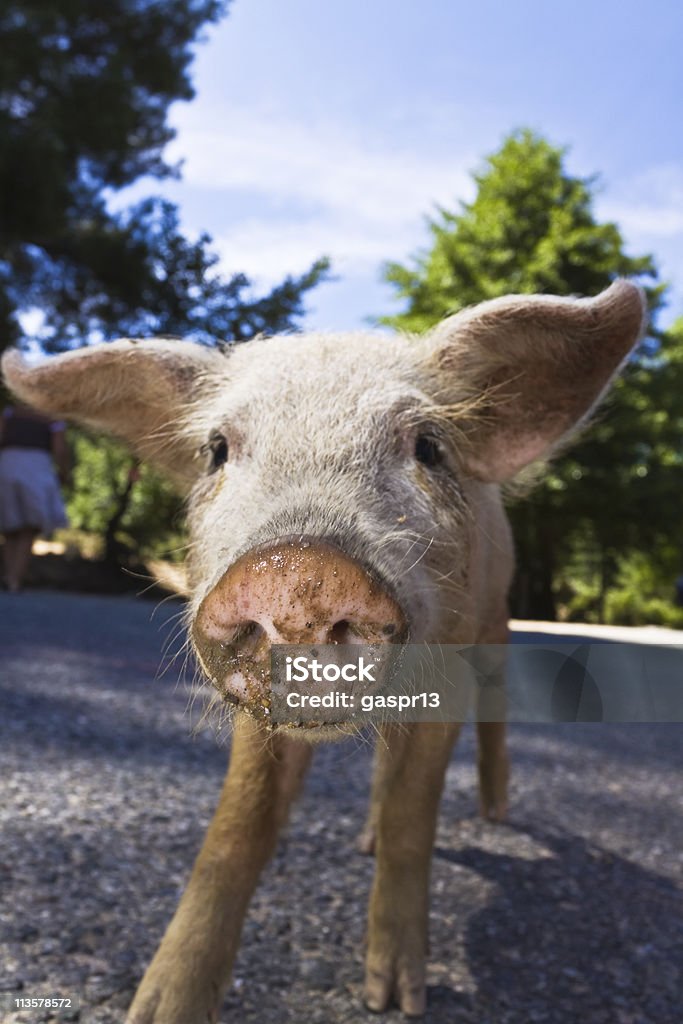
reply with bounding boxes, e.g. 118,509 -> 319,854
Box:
356,825 -> 376,855
480,797 -> 508,822
126,982 -> 219,1024
364,960 -> 426,1017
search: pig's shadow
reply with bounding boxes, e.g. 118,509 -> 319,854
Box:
426,823 -> 681,1023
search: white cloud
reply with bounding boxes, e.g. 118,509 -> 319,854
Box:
169,105 -> 474,222
166,104 -> 476,288
213,210 -> 425,285
595,163 -> 683,323
147,104 -> 683,327
605,205 -> 683,238
598,164 -> 683,239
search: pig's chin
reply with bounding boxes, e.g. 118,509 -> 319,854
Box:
210,667 -> 362,742
275,721 -> 360,744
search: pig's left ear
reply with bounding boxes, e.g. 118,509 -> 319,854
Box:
1,339 -> 226,486
427,280 -> 647,482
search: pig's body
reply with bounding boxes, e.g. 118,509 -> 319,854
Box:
2,281 -> 646,1021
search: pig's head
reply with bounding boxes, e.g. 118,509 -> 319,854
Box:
2,281 -> 646,733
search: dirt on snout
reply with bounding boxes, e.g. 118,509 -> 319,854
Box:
1,590 -> 682,1024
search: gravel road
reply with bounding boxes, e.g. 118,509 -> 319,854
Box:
1,590 -> 682,1024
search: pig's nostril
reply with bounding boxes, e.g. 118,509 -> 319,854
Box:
233,620 -> 265,654
328,617 -> 405,644
328,619 -> 352,644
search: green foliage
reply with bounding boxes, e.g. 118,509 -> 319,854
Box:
382,130 -> 683,625
1,2 -> 331,355
31,197 -> 331,351
66,429 -> 186,561
604,594 -> 683,629
0,0 -> 229,353
601,554 -> 683,628
563,551 -> 683,627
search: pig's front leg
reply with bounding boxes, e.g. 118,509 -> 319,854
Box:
476,619 -> 509,821
127,714 -> 312,1024
364,722 -> 460,1017
477,720 -> 508,820
359,626 -> 509,855
357,739 -> 389,855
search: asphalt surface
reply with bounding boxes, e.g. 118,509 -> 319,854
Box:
1,590 -> 682,1024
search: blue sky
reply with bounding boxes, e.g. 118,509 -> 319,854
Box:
120,0 -> 683,331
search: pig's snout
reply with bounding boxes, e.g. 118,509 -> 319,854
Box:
192,537 -> 407,709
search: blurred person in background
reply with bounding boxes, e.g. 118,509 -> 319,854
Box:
0,403 -> 70,592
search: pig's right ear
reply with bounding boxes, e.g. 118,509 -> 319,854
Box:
1,339 -> 226,486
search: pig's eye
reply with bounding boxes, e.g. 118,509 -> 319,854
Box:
201,432 -> 228,472
414,434 -> 444,468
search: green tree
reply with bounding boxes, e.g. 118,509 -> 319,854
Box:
382,130 -> 657,332
381,130 -> 680,621
0,0 -> 229,352
31,196 -> 330,350
545,317 -> 683,622
66,429 -> 187,566
1,1 -> 331,567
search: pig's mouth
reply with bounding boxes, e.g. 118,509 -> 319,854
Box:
276,720 -> 361,742
198,634 -> 403,739
192,534 -> 409,737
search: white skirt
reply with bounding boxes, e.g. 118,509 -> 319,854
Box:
0,448 -> 68,534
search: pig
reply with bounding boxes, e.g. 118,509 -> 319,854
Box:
2,280 -> 646,1022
